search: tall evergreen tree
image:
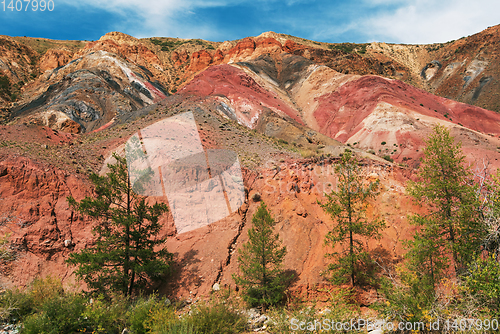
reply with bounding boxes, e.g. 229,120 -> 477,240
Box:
407,125 -> 483,278
66,154 -> 172,296
320,151 -> 385,287
233,202 -> 288,309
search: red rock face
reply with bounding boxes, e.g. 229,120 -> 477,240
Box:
82,39 -> 162,69
283,39 -> 307,53
0,151 -> 419,301
255,37 -> 283,53
227,38 -> 256,59
39,49 -> 73,73
0,156 -> 92,289
178,64 -> 303,127
182,37 -> 284,80
171,50 -> 190,67
123,44 -> 163,69
179,53 -> 500,169
213,49 -> 225,64
313,75 -> 500,140
309,75 -> 500,168
187,50 -> 213,73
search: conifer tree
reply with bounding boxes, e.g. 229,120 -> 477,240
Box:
66,154 -> 172,296
233,202 -> 288,309
407,125 -> 483,278
320,151 -> 385,287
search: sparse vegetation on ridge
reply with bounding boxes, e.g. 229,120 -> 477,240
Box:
150,38 -> 215,51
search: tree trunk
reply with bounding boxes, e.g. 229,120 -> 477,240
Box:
124,174 -> 131,295
348,172 -> 355,287
128,268 -> 136,296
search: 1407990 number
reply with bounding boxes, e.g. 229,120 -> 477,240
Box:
1,0 -> 54,11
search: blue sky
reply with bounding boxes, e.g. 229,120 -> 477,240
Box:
1,0 -> 499,44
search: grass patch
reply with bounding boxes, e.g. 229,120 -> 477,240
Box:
328,43 -> 367,54
151,38 -> 215,51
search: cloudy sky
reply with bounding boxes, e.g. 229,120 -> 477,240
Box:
1,0 -> 499,44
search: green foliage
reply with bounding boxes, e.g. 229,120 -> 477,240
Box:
267,288 -> 359,334
319,151 -> 385,286
277,138 -> 288,145
66,154 -> 173,296
82,294 -> 129,333
382,155 -> 393,163
328,43 -> 367,54
151,38 -> 185,51
22,293 -> 87,334
150,38 -> 214,51
407,125 -> 483,277
0,288 -> 34,323
0,279 -> 196,334
404,222 -> 449,291
128,295 -> 175,334
186,303 -> 247,334
157,321 -> 198,334
321,287 -> 359,323
233,202 -> 289,308
266,305 -> 318,334
0,277 -> 65,324
463,255 -> 500,317
0,233 -> 15,263
376,265 -> 438,324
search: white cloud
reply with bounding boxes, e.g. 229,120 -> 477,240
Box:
60,0 -> 243,39
362,0 -> 500,43
57,0 -> 500,43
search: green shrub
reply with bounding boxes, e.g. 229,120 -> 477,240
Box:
186,303 -> 247,334
155,320 -> 198,334
277,138 -> 288,145
0,276 -> 67,324
463,255 -> 500,317
0,234 -> 15,262
22,294 -> 87,334
328,43 -> 367,54
83,294 -> 129,333
382,155 -> 393,163
321,287 -> 359,323
267,305 -> 317,334
0,288 -> 34,323
128,295 -> 174,334
28,277 -> 64,310
381,141 -> 386,145
143,301 -> 177,333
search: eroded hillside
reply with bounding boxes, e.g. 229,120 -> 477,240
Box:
2,26 -> 500,301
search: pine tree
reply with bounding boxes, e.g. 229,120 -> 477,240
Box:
407,125 -> 483,278
319,151 -> 385,287
66,154 -> 173,296
233,202 -> 288,309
